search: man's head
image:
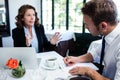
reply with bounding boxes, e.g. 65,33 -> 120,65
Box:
81,0 -> 118,36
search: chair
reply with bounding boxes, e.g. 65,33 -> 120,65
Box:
55,31 -> 75,57
73,33 -> 102,56
55,38 -> 75,57
0,36 -> 2,47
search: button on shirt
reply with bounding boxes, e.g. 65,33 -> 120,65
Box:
88,23 -> 120,80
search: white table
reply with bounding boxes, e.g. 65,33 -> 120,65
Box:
5,51 -> 98,80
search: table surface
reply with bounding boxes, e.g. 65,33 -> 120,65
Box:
5,51 -> 98,80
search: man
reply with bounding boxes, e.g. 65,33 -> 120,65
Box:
64,0 -> 120,80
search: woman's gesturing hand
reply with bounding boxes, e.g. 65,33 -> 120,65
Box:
50,32 -> 61,45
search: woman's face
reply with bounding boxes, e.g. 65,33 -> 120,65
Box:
83,15 -> 100,36
22,9 -> 35,28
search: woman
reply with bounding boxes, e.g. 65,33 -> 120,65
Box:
12,4 -> 60,53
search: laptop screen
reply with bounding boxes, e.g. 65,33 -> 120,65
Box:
0,47 -> 39,69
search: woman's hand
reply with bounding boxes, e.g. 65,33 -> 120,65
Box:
63,56 -> 79,66
50,32 -> 61,45
25,34 -> 33,46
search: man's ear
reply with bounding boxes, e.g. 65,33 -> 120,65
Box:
99,22 -> 107,30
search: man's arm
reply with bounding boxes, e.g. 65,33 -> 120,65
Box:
86,67 -> 110,80
77,53 -> 94,63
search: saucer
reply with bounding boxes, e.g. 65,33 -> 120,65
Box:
41,61 -> 58,70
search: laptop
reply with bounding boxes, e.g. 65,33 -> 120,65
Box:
0,47 -> 39,69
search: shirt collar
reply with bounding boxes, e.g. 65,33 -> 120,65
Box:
105,23 -> 120,45
23,26 -> 35,37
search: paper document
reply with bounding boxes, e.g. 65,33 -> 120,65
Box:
63,62 -> 98,73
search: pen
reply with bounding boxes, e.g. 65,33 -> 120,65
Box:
66,49 -> 69,58
66,49 -> 73,65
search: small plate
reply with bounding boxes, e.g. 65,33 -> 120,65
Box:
41,63 -> 58,70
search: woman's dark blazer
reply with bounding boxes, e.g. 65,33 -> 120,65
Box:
12,24 -> 55,53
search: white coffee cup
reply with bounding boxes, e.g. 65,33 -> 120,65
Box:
46,57 -> 57,68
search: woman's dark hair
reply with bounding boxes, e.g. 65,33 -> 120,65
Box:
15,4 -> 40,28
81,0 -> 118,27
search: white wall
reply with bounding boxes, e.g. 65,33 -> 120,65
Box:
2,0 -> 40,47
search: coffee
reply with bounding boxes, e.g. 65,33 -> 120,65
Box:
48,58 -> 56,61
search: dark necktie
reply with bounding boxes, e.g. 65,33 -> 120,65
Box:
99,37 -> 105,74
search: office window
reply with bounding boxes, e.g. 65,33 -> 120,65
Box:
113,0 -> 120,20
54,0 -> 66,31
69,0 -> 83,32
42,0 -> 84,33
42,0 -> 120,33
42,0 -> 52,30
